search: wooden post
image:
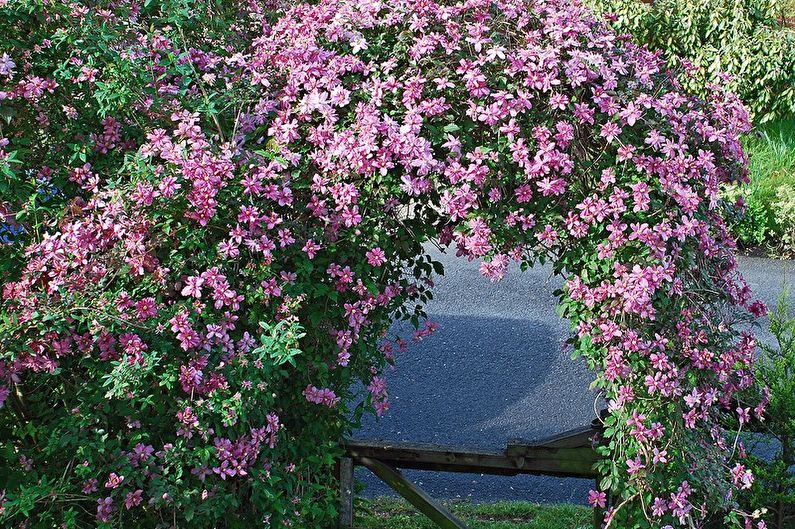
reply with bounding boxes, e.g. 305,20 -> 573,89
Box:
592,480 -> 609,529
592,494 -> 602,528
338,457 -> 354,529
358,456 -> 470,529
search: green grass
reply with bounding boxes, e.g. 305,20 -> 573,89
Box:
745,119 -> 795,200
745,119 -> 795,228
725,119 -> 795,253
355,497 -> 592,529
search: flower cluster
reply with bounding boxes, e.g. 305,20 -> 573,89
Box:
0,0 -> 767,527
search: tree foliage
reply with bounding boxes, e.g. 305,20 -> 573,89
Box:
588,0 -> 795,123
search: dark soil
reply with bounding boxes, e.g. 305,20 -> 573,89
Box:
737,245 -> 772,258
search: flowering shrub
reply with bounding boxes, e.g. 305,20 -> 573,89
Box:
1,2 -> 357,526
0,0 -> 769,527
0,0 -> 255,276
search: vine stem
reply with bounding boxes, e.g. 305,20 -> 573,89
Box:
603,493 -> 639,529
178,27 -> 226,143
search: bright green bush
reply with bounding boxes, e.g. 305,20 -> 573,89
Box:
720,121 -> 795,256
773,185 -> 795,258
720,185 -> 771,248
589,0 -> 795,123
743,290 -> 795,528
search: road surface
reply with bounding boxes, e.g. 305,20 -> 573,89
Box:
354,248 -> 794,504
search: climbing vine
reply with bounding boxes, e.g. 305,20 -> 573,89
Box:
0,0 -> 766,527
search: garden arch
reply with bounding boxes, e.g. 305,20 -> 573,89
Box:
0,0 -> 766,527
247,0 -> 765,524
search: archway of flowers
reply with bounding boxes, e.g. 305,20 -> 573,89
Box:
0,0 -> 768,527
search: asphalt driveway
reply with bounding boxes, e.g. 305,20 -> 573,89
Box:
354,249 -> 794,503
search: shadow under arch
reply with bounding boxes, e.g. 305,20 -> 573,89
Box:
355,246 -> 597,504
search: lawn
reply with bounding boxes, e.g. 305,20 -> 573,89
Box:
744,119 -> 795,221
355,498 -> 593,529
745,120 -> 795,195
722,119 -> 795,255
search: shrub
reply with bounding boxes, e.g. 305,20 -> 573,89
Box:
0,0 -> 257,280
0,0 -> 770,527
719,185 -> 771,248
1,2 -> 359,527
588,0 -> 795,123
743,290 -> 795,528
773,185 -> 795,258
720,121 -> 795,256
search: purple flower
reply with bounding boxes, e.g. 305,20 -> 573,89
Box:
105,473 -> 124,489
588,490 -> 607,508
96,497 -> 114,522
365,248 -> 387,267
125,490 -> 143,509
82,479 -> 98,494
303,385 -> 340,407
0,53 -> 15,77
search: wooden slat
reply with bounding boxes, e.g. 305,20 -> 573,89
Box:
503,446 -> 598,477
358,456 -> 470,529
342,427 -> 602,529
344,438 -> 598,478
508,424 -> 598,449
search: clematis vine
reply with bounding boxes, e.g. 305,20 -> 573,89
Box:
0,0 -> 767,527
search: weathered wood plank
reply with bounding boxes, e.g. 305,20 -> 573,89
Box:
338,457 -> 354,529
507,424 -> 598,450
343,439 -> 598,478
358,456 -> 470,529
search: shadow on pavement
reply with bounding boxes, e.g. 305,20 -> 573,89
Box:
354,314 -> 596,504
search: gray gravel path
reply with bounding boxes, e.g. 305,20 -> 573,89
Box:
354,250 -> 794,504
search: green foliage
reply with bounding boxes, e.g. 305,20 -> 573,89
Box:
589,0 -> 795,123
743,289 -> 795,528
720,120 -> 795,256
720,184 -> 771,248
0,317 -> 344,528
773,184 -> 795,259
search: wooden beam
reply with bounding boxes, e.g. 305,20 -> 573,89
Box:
508,424 -> 598,449
358,456 -> 470,529
503,445 -> 598,477
338,457 -> 354,529
344,439 -> 598,478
